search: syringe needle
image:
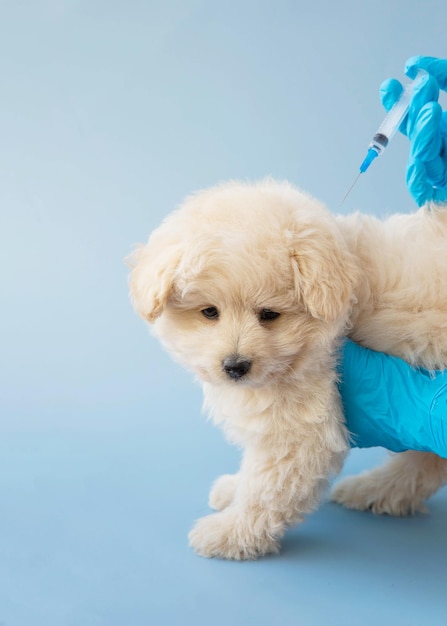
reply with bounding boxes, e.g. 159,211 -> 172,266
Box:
338,69 -> 426,210
339,172 -> 361,209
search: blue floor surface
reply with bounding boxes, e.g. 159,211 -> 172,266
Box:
0,428 -> 446,625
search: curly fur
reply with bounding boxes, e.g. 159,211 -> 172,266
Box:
128,179 -> 447,559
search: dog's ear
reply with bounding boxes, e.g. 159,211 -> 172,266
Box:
126,235 -> 183,323
290,221 -> 358,323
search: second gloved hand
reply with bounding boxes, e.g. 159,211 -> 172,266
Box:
339,340 -> 447,458
380,56 -> 447,207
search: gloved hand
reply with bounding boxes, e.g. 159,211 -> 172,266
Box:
380,56 -> 447,207
338,340 -> 447,458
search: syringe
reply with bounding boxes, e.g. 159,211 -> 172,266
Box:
340,69 -> 426,206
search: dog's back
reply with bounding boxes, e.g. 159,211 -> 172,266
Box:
338,207 -> 447,371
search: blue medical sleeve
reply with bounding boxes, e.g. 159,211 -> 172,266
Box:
338,340 -> 447,458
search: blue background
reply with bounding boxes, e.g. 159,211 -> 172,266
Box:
1,1 -> 446,624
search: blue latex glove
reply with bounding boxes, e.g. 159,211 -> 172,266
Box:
380,56 -> 447,207
338,340 -> 447,458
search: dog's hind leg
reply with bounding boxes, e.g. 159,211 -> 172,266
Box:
331,451 -> 447,515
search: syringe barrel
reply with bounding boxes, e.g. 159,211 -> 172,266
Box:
374,69 -> 425,145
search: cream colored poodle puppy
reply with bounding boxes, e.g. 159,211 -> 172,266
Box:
128,179 -> 447,559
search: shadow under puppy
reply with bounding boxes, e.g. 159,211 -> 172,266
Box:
128,179 -> 447,559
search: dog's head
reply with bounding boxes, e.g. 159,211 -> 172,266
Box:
128,180 -> 358,387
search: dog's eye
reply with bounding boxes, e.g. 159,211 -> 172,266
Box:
201,306 -> 219,320
259,309 -> 281,321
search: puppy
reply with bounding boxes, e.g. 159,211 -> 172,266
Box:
128,179 -> 447,559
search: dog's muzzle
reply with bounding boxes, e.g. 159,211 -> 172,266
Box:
222,356 -> 252,381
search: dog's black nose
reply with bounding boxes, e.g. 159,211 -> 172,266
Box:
222,356 -> 252,380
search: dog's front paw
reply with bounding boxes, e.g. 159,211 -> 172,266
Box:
331,473 -> 428,516
188,509 -> 280,560
208,474 -> 238,511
